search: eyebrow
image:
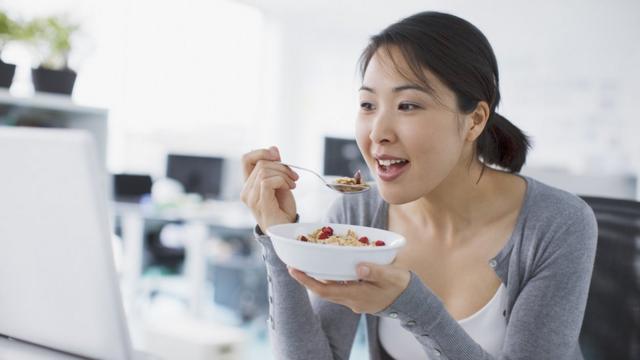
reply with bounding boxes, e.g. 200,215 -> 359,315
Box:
359,85 -> 432,95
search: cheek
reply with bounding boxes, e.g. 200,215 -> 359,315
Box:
355,119 -> 371,156
355,117 -> 369,137
401,121 -> 464,171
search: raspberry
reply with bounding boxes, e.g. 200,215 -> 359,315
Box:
321,226 -> 334,236
318,232 -> 329,240
353,170 -> 362,184
374,240 -> 386,246
358,236 -> 369,245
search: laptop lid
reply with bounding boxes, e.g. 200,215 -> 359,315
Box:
0,127 -> 133,360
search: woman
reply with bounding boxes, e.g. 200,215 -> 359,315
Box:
241,11 -> 597,360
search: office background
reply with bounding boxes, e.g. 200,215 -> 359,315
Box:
4,0 -> 640,187
1,0 -> 639,359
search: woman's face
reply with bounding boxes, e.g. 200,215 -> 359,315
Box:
356,47 -> 475,204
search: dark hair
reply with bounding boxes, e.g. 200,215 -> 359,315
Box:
359,11 -> 531,173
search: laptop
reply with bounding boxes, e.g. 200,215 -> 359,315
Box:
0,127 -> 151,359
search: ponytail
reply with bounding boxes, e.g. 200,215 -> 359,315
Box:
477,112 -> 531,173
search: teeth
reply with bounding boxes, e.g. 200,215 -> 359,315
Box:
378,159 -> 407,166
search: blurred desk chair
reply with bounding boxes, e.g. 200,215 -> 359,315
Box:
579,196 -> 640,360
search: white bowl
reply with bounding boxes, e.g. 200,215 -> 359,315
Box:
266,223 -> 406,281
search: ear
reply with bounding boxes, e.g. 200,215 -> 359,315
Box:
465,101 -> 490,142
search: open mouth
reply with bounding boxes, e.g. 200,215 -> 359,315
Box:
375,158 -> 410,182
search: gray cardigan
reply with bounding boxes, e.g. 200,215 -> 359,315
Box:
255,176 -> 598,359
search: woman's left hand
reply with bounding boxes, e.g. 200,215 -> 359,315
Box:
288,263 -> 411,314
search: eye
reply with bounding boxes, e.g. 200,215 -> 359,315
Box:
398,102 -> 421,111
360,102 -> 375,111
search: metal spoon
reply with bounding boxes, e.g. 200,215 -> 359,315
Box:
281,163 -> 371,195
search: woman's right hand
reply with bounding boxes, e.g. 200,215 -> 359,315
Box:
241,146 -> 299,233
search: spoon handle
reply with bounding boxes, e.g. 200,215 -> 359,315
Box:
280,163 -> 328,185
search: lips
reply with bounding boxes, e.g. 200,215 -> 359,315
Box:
375,154 -> 408,161
374,154 -> 410,182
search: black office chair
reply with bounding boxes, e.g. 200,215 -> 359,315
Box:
579,196 -> 640,360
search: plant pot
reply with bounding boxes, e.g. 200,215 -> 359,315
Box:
31,67 -> 77,95
0,60 -> 16,88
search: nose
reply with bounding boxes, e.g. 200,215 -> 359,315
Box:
369,107 -> 396,145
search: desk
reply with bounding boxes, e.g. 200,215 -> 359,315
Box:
111,200 -> 255,318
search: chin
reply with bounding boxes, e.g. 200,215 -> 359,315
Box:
375,183 -> 421,205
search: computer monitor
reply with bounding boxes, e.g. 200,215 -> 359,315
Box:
113,173 -> 152,203
0,127 -> 146,359
323,136 -> 372,181
166,154 -> 224,199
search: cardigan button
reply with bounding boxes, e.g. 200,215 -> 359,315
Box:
389,312 -> 398,319
406,320 -> 416,327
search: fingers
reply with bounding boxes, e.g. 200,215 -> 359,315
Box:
357,262 -> 411,290
242,169 -> 296,206
257,169 -> 296,190
255,160 -> 299,183
242,147 -> 279,179
356,262 -> 393,283
240,146 -> 302,232
240,155 -> 298,206
243,154 -> 299,185
242,146 -> 300,182
356,263 -> 375,281
258,176 -> 293,208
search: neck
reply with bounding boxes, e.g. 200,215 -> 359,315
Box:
397,161 -> 506,244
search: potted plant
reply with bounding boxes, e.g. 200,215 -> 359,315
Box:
0,9 -> 20,88
27,15 -> 79,95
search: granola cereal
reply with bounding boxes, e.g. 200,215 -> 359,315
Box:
297,226 -> 386,247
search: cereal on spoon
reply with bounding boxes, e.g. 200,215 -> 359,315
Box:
333,170 -> 370,193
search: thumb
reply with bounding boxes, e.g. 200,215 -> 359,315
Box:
357,262 -> 386,281
269,146 -> 281,161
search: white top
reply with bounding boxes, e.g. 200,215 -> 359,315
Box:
379,283 -> 508,359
